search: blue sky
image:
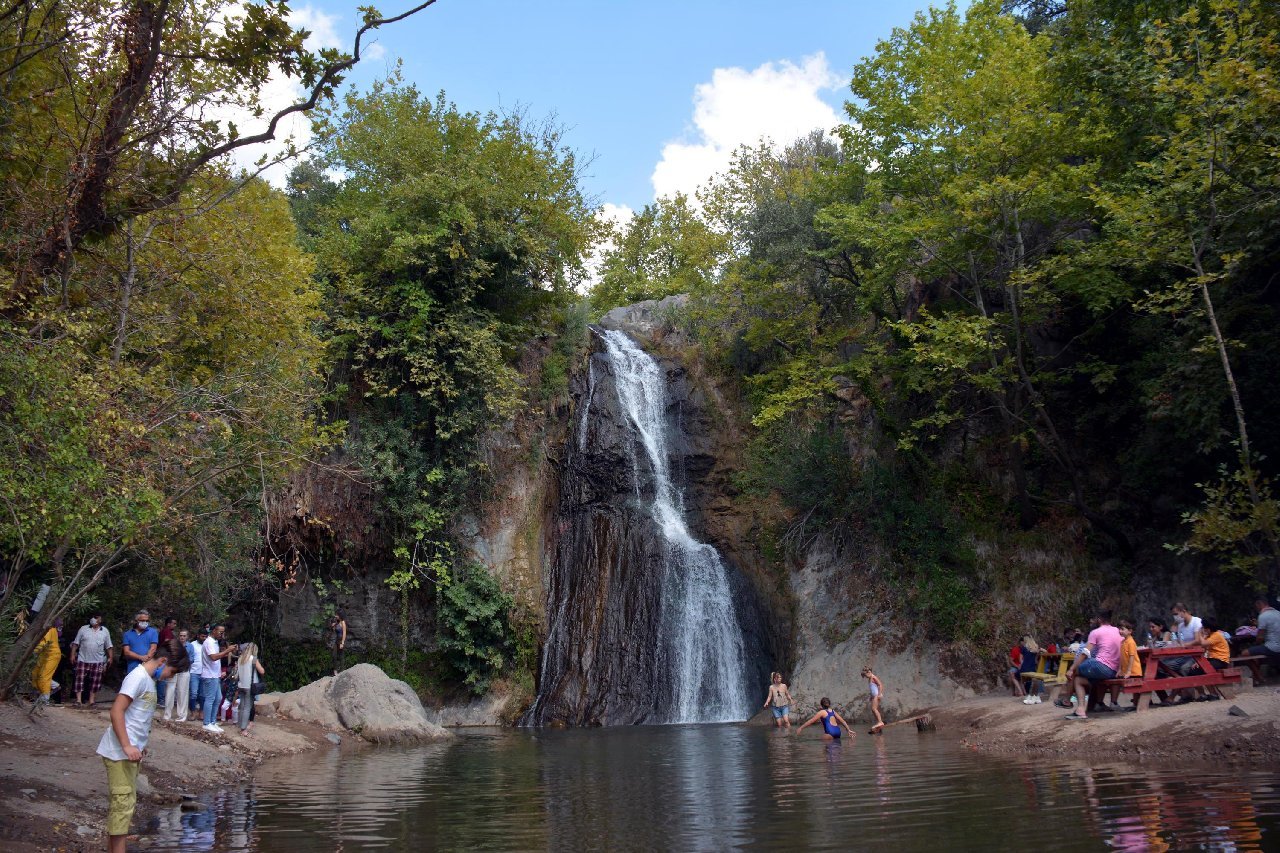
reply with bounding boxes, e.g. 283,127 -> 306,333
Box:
275,1 -> 957,215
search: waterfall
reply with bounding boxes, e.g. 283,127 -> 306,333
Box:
599,330 -> 750,723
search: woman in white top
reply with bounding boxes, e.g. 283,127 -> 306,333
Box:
235,642 -> 266,735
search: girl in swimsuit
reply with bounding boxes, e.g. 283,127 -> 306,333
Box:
796,697 -> 854,741
862,667 -> 885,732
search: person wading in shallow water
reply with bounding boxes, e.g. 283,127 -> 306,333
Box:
796,698 -> 854,741
862,667 -> 886,732
762,672 -> 795,728
330,611 -> 347,676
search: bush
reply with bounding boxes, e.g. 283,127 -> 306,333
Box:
436,565 -> 514,695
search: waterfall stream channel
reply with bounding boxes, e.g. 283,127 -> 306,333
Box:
523,327 -> 760,726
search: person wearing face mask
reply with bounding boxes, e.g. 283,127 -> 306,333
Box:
71,613 -> 115,706
121,610 -> 158,675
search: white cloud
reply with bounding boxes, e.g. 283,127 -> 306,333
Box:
580,202 -> 635,292
363,41 -> 387,61
651,53 -> 845,200
214,4 -> 345,186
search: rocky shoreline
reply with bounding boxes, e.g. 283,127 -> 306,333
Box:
927,683 -> 1280,763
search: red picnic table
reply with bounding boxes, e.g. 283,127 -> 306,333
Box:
1114,646 -> 1242,711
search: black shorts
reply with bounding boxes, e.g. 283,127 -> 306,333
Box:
1209,658 -> 1228,670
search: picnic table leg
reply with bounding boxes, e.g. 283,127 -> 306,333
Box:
1136,691 -> 1151,712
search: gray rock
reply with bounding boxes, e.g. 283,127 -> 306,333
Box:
76,825 -> 96,836
273,664 -> 448,744
274,676 -> 340,729
1228,705 -> 1249,717
135,774 -> 153,796
329,664 -> 448,744
598,294 -> 689,338
325,733 -> 342,745
19,788 -> 35,796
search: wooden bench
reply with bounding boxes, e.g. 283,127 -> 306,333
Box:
1228,655 -> 1266,686
1127,647 -> 1242,711
1021,652 -> 1074,700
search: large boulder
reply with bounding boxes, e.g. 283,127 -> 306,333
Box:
274,665 -> 449,743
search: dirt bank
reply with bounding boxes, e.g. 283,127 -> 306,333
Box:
928,683 -> 1280,763
0,701 -> 347,852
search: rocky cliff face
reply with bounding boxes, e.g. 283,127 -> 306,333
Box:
521,320 -> 774,725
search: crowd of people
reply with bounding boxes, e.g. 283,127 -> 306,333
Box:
1005,597 -> 1280,720
25,609 -> 270,737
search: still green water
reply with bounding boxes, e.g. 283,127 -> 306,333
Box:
146,725 -> 1280,851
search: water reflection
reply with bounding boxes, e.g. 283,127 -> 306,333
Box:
147,727 -> 1280,852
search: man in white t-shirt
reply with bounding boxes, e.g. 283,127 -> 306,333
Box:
97,647 -> 172,853
199,624 -> 237,732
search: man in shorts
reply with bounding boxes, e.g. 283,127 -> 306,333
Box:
98,645 -> 172,852
1064,609 -> 1121,721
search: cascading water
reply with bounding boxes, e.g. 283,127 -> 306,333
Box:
599,330 -> 751,723
523,325 -> 763,727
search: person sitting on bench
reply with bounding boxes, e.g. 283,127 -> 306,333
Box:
1245,597 -> 1280,670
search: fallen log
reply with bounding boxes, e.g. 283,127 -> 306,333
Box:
867,713 -> 934,734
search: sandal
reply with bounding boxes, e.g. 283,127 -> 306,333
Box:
1054,700 -> 1073,709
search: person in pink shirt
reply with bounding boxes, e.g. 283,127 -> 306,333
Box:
1064,609 -> 1122,721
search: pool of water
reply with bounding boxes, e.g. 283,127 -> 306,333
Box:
146,725 -> 1280,851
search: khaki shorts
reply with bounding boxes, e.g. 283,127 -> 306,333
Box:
103,757 -> 140,836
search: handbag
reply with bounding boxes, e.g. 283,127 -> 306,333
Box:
250,671 -> 266,696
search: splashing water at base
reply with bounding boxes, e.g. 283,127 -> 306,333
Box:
601,330 -> 750,723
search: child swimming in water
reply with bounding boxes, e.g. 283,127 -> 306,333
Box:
862,667 -> 885,732
796,698 -> 854,741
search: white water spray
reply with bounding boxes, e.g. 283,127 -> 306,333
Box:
600,330 -> 750,723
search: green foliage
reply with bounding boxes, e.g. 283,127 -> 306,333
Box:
309,76 -> 596,562
540,301 -> 592,401
592,194 -> 728,311
435,565 -> 514,695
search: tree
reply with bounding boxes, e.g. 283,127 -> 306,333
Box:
1091,0 -> 1280,580
592,193 -> 727,311
1,0 -> 438,306
305,78 -> 596,591
0,174 -> 325,695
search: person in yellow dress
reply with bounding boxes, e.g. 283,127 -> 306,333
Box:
30,618 -> 63,716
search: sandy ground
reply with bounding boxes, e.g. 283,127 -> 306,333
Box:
0,701 -> 340,852
929,682 -> 1280,763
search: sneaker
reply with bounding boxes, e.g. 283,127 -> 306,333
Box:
1032,695 -> 1042,704
1023,696 -> 1035,705
202,723 -> 223,733
1069,695 -> 1078,705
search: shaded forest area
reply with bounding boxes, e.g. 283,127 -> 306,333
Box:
2,0 -> 1278,696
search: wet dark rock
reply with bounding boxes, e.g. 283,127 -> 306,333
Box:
524,331 -> 772,725
1228,705 -> 1249,717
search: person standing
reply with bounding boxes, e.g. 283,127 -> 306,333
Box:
155,616 -> 178,705
235,642 -> 266,735
71,613 -> 114,706
29,619 -> 63,716
187,627 -> 207,721
862,667 -> 886,731
121,611 -> 158,675
761,672 -> 794,728
163,629 -> 194,722
330,611 -> 347,676
200,624 -> 236,733
98,645 -> 172,853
